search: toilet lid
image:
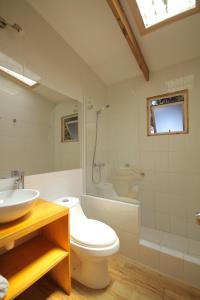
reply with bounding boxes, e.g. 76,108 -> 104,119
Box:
71,219 -> 117,248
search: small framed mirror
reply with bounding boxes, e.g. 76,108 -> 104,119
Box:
61,113 -> 79,142
147,89 -> 188,136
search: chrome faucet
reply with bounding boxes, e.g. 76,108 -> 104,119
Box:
11,170 -> 25,189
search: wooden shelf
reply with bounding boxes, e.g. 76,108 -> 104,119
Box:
0,200 -> 71,298
0,236 -> 68,300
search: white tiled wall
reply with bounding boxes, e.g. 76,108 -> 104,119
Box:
0,169 -> 83,200
25,169 -> 83,200
106,58 -> 200,242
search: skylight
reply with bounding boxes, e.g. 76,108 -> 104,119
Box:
0,66 -> 38,87
136,0 -> 196,28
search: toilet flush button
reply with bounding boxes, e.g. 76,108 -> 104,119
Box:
62,199 -> 69,203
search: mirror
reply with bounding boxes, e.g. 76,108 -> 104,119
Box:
0,72 -> 81,178
147,89 -> 188,136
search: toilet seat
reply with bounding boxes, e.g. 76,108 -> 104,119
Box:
71,219 -> 117,248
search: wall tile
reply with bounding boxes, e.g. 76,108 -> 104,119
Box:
153,136 -> 169,151
169,135 -> 185,151
140,226 -> 162,244
155,151 -> 169,172
169,194 -> 187,217
141,151 -> 155,172
170,216 -> 187,237
187,218 -> 200,240
156,212 -> 170,232
168,174 -> 186,196
140,190 -> 156,211
188,238 -> 200,257
184,151 -> 200,174
161,232 -> 187,252
140,171 -> 156,192
169,151 -> 185,173
154,172 -> 169,193
155,192 -> 169,214
141,210 -> 156,229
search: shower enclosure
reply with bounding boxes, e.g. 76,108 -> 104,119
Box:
84,89 -> 200,288
84,98 -> 143,204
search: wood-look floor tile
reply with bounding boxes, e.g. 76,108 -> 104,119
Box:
16,254 -> 200,300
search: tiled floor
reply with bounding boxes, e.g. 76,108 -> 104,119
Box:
16,254 -> 200,300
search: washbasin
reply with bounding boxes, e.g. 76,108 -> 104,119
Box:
0,189 -> 40,224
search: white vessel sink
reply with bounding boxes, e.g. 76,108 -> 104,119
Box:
0,189 -> 40,224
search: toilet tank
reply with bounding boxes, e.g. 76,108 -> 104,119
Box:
54,197 -> 86,227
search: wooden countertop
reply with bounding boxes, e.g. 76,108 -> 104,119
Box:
0,199 -> 69,248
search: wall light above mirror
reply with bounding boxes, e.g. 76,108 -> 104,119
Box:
147,89 -> 189,136
0,65 -> 38,87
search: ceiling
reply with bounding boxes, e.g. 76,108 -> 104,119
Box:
27,0 -> 200,86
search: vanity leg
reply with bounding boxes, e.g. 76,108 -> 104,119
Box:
42,214 -> 71,294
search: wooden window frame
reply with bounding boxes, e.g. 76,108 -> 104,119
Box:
61,113 -> 79,143
127,0 -> 200,35
146,89 -> 189,136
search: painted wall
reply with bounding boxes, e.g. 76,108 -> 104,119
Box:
106,58 -> 200,243
0,0 -> 106,103
0,0 -> 107,192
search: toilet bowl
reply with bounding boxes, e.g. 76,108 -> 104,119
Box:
54,196 -> 119,289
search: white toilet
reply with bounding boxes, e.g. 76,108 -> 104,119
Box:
54,196 -> 119,289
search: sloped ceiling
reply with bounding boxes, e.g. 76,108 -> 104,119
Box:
27,0 -> 200,85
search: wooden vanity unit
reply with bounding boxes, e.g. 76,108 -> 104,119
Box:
0,199 -> 71,300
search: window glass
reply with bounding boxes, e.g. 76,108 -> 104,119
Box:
147,90 -> 188,136
136,0 -> 196,28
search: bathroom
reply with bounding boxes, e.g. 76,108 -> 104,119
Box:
0,0 -> 200,299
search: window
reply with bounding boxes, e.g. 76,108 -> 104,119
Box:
128,0 -> 200,34
61,113 -> 79,142
147,90 -> 188,136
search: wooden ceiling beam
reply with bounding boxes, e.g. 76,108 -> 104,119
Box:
106,0 -> 150,81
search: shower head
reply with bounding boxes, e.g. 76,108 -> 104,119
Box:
96,104 -> 110,114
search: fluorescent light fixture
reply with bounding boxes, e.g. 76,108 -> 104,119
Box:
0,65 -> 38,87
136,0 -> 196,28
